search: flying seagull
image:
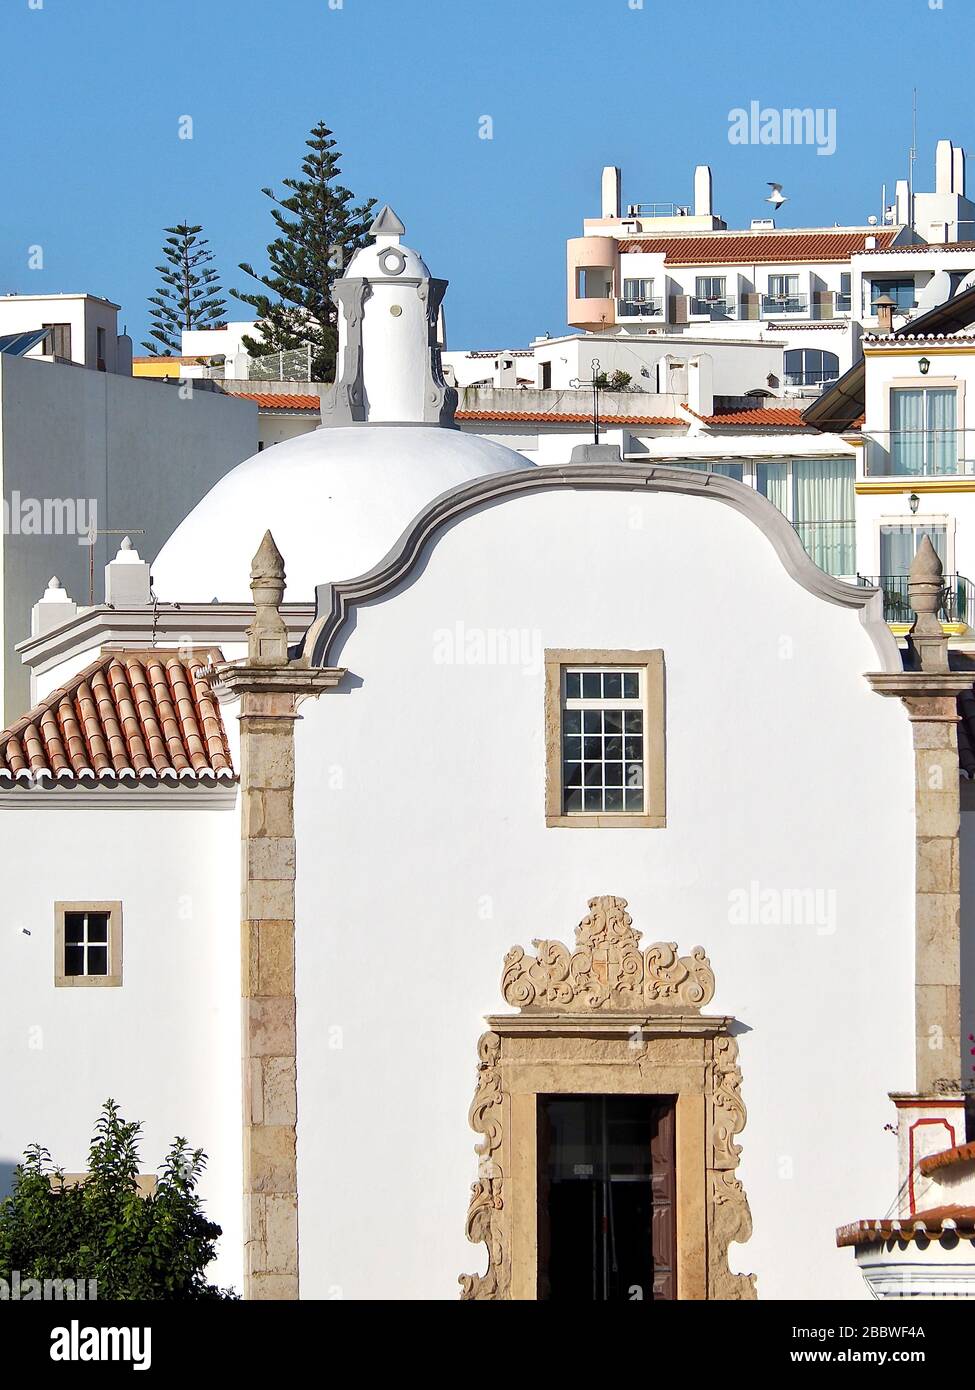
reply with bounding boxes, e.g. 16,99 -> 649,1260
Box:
766,182 -> 788,208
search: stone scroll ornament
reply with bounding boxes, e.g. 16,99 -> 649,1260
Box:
500,895 -> 715,1012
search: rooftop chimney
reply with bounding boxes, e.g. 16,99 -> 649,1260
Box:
936,139 -> 954,195
874,293 -> 896,335
601,166 -> 621,220
694,165 -> 713,218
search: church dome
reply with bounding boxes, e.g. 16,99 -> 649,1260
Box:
151,207 -> 534,602
150,424 -> 530,602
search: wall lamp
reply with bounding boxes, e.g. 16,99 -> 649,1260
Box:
918,357 -> 931,375
909,492 -> 920,515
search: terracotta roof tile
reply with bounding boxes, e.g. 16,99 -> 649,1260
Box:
620,228 -> 900,265
457,410 -> 683,425
231,392 -> 321,410
0,649 -> 235,787
702,407 -> 809,427
919,1141 -> 975,1176
836,1206 -> 975,1248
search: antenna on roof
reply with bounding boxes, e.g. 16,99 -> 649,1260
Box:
909,88 -> 917,232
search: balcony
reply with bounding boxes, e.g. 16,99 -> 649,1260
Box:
783,368 -> 840,388
617,297 -> 663,319
690,297 -> 736,319
862,429 -> 975,478
761,293 -> 809,316
857,572 -> 975,626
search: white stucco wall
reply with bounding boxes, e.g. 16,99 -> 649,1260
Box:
0,795 -> 242,1291
292,482 -> 916,1300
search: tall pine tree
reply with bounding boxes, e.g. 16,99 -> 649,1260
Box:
141,224 -> 227,355
233,122 -> 376,382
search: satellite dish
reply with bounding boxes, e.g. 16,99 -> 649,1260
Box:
915,269 -> 953,313
953,268 -> 975,297
867,215 -> 878,226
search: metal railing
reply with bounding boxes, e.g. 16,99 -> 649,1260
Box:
862,429 -> 975,478
245,345 -> 314,382
617,297 -> 663,318
690,297 -> 736,318
761,293 -> 809,315
783,369 -> 841,387
856,573 -> 975,625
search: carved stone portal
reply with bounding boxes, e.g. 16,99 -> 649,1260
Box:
460,895 -> 756,1301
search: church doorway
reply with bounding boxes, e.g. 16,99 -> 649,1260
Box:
536,1094 -> 677,1300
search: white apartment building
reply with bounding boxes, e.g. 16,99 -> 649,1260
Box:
568,141 -> 975,396
0,292 -> 133,374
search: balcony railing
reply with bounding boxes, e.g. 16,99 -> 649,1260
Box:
857,573 -> 975,626
690,297 -> 736,319
761,293 -> 809,316
862,429 -> 975,478
835,292 -> 852,314
783,369 -> 841,387
617,297 -> 663,318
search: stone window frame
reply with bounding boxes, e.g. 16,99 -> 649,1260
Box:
459,896 -> 755,1301
544,648 -> 665,829
54,901 -> 122,988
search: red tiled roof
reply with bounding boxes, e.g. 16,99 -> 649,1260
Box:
231,392 -> 321,410
919,1141 -> 975,1176
836,1207 -> 975,1248
457,410 -> 683,426
703,407 -> 809,427
859,241 -> 975,255
0,649 -> 235,787
620,228 -> 899,265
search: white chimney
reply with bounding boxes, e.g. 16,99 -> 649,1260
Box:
31,576 -> 77,637
687,353 -> 713,417
954,144 -> 966,197
694,165 -> 713,218
601,166 -> 621,220
895,179 -> 910,225
936,139 -> 953,195
105,536 -> 151,606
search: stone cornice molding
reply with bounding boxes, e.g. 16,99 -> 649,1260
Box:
213,661 -> 345,709
303,463 -> 900,670
867,672 -> 973,703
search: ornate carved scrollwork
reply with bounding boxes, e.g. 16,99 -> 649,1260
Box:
501,895 -> 715,1012
461,896 -> 755,1301
459,1032 -> 508,1300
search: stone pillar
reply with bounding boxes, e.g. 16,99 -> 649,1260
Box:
869,539 -> 970,1093
215,532 -> 343,1299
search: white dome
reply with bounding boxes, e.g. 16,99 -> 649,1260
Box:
151,425 -> 533,602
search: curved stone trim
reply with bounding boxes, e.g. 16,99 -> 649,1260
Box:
303,463 -> 899,670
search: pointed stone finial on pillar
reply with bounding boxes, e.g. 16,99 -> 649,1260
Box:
908,536 -> 949,673
31,576 -> 77,637
248,530 -> 288,665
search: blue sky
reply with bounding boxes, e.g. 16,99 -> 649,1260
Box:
1,0 -> 973,351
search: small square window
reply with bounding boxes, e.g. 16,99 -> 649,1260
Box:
545,650 -> 665,829
55,903 -> 122,987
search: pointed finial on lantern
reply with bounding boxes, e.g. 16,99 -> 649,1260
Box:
248,530 -> 288,665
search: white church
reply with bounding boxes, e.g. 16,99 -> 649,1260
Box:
2,208 -> 975,1301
